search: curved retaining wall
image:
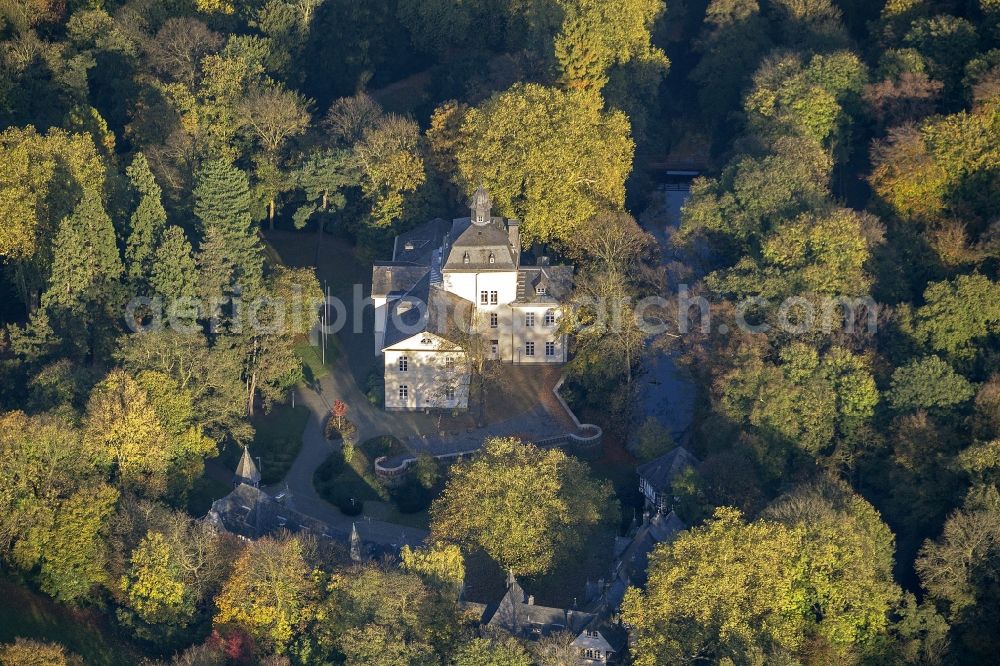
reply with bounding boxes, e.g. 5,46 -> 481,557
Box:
373,374 -> 603,482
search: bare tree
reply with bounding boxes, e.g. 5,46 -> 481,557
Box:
324,92 -> 383,146
532,630 -> 580,666
239,84 -> 312,155
145,18 -> 222,87
570,209 -> 655,275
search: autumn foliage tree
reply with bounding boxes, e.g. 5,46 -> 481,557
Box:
430,437 -> 615,576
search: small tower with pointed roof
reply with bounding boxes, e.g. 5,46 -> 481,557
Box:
469,185 -> 491,226
234,446 -> 261,488
350,522 -> 362,562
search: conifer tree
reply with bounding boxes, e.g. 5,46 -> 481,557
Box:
150,226 -> 198,305
43,192 -> 123,312
124,153 -> 168,286
193,160 -> 264,306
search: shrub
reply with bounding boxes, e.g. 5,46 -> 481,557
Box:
391,479 -> 434,514
336,494 -> 364,516
315,451 -> 346,483
324,416 -> 358,441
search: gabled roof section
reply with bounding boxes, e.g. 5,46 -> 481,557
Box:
392,217 -> 451,265
484,575 -> 595,637
443,217 -> 518,271
371,263 -> 429,298
381,274 -> 473,350
636,446 -> 700,494
514,264 -> 574,304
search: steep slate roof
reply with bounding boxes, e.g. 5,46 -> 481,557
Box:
371,263 -> 429,298
636,446 -> 700,494
381,274 -> 473,350
611,511 -> 686,593
443,217 -> 518,271
234,447 -> 261,486
514,265 -> 574,304
206,484 -> 416,558
392,217 -> 451,265
483,575 -> 595,638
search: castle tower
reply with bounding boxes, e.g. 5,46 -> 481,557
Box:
469,185 -> 491,226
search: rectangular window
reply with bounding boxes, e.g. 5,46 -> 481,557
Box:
398,385 -> 408,399
480,290 -> 488,305
398,356 -> 408,372
525,312 -> 535,327
445,387 -> 455,401
445,356 -> 455,370
490,312 -> 498,328
491,340 -> 499,357
536,285 -> 546,295
490,290 -> 498,305
525,341 -> 535,356
545,341 -> 555,356
544,310 -> 556,326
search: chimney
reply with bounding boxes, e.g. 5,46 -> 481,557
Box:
527,595 -> 534,605
507,220 -> 521,262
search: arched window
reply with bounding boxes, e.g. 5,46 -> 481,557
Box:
488,252 -> 495,264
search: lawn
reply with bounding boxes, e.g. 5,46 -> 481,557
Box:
217,402 -> 311,486
314,447 -> 388,509
0,577 -> 145,665
294,336 -> 336,383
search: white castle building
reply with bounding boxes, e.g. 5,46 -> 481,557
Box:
371,188 -> 573,411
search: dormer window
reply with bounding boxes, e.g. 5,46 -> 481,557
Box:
463,252 -> 470,264
488,252 -> 495,264
536,285 -> 547,295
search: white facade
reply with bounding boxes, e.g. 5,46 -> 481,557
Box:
373,190 -> 571,411
382,334 -> 469,411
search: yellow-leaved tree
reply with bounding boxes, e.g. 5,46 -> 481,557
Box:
429,437 -> 615,576
453,84 -> 633,249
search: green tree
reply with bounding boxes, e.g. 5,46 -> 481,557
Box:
194,160 -> 264,306
82,369 -> 171,496
120,531 -> 196,629
150,226 -> 199,305
453,84 -> 633,247
692,0 -> 774,127
117,329 -> 252,443
293,148 -> 357,232
887,356 -> 976,411
40,190 -> 124,362
400,543 -> 464,593
553,0 -> 669,93
745,50 -> 868,154
916,486 -> 1000,660
0,126 -> 105,308
354,114 -> 425,229
319,564 -> 461,664
430,437 -> 615,576
914,274 -> 1000,359
707,208 -> 875,299
0,411 -> 118,603
124,153 -> 168,287
624,482 -> 902,665
452,636 -> 532,666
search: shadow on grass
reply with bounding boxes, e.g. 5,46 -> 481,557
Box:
217,402 -> 311,486
0,576 -> 146,665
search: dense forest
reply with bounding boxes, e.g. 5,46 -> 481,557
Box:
0,0 -> 997,664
